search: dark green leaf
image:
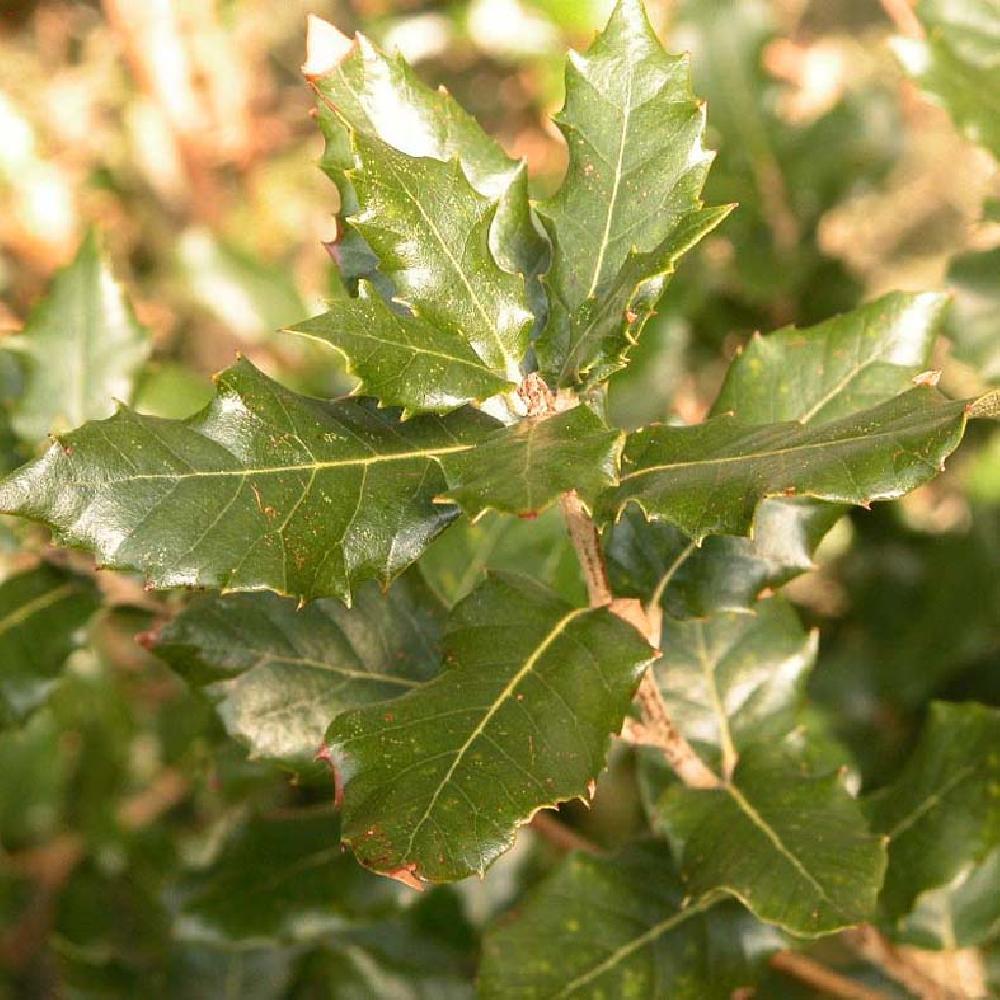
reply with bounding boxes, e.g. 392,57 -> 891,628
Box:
0,564 -> 100,726
945,247 -> 1000,382
605,499 -> 842,618
600,387 -> 980,539
654,597 -> 817,776
536,0 -> 724,385
479,841 -> 782,999
895,0 -> 1000,160
438,406 -> 622,519
287,282 -> 512,417
328,573 -> 653,882
865,701 -> 1000,922
657,745 -> 886,936
0,359 -> 497,605
1,230 -> 150,444
152,571 -> 444,763
178,810 -> 397,943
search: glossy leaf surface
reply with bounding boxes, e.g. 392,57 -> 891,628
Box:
439,406 -> 622,518
0,359 -> 496,604
327,573 -> 652,882
657,745 -> 886,936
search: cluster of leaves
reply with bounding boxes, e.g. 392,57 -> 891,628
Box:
0,0 -> 998,997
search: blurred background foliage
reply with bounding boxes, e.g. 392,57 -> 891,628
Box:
0,0 -> 997,996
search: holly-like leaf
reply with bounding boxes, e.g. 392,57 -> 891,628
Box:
1,230 -> 151,444
0,359 -> 497,605
327,573 -> 653,882
711,292 -> 948,424
605,499 -> 842,618
657,745 -> 886,937
607,293 -> 948,611
536,0 -> 725,385
600,387 -> 986,539
894,0 -> 1000,161
653,597 -> 818,776
0,564 -> 100,726
479,841 -> 782,999
287,282 -> 512,417
438,407 -> 623,519
151,571 -> 444,763
308,19 -> 547,296
865,701 -> 1000,923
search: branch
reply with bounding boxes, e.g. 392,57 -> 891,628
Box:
879,0 -> 925,38
844,925 -> 962,1000
518,375 -> 721,791
529,811 -> 603,855
770,950 -> 894,1000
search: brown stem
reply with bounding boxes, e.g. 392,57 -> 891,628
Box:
844,925 -> 960,1000
529,811 -> 603,855
879,0 -> 925,38
518,373 -> 720,792
770,950 -> 894,1000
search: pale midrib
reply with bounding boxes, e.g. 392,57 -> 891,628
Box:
97,443 -> 476,483
726,783 -> 835,906
294,326 -> 500,374
403,606 -> 589,858
795,355 -> 880,425
0,582 -> 77,640
585,71 -> 633,302
694,623 -> 736,779
620,414 -> 955,482
245,650 -> 420,688
555,896 -> 714,998
886,766 -> 975,841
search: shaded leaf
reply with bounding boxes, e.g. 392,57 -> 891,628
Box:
865,701 -> 1000,922
288,282 -> 512,417
0,358 -> 497,605
536,0 -> 723,385
328,573 -> 652,882
178,811 -> 397,943
654,597 -> 818,776
480,842 -> 781,999
945,246 -> 1000,382
419,507 -> 585,608
895,0 -> 1000,160
657,745 -> 886,936
1,230 -> 150,444
605,499 -> 842,618
152,571 -> 444,763
438,406 -> 622,519
0,564 -> 100,726
600,387 -> 981,539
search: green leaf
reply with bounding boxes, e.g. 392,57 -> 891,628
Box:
605,499 -> 842,618
600,387 -> 980,539
151,571 -> 444,763
865,701 -> 1000,923
479,841 -> 782,999
309,24 -> 547,296
894,0 -> 1000,160
711,292 -> 948,423
327,573 -> 653,882
536,0 -> 724,385
178,810 -> 397,943
0,359 -> 497,605
287,282 -> 513,417
656,745 -> 886,936
0,564 -> 100,726
1,230 -> 151,444
346,130 -> 533,383
653,597 -> 817,776
438,407 -> 622,519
